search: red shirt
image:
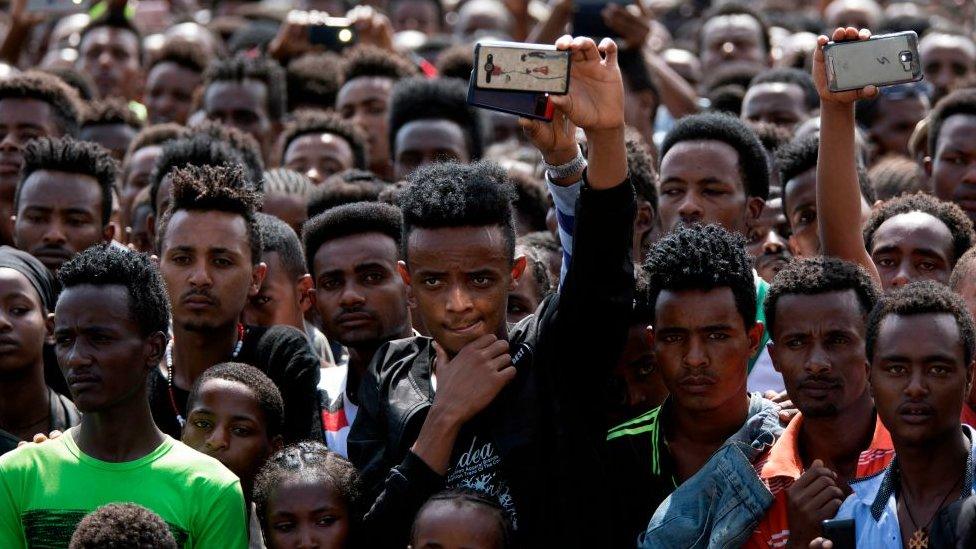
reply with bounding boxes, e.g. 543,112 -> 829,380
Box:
743,413 -> 894,548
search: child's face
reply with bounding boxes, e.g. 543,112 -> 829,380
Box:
182,378 -> 278,494
411,502 -> 503,549
265,478 -> 350,549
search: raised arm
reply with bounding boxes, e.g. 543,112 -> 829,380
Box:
814,27 -> 882,286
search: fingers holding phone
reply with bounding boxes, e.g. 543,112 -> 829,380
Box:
814,27 -> 883,106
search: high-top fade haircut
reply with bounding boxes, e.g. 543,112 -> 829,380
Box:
398,160 -> 516,262
148,134 -> 247,216
765,256 -> 880,337
18,137 -> 117,226
203,55 -> 287,121
58,245 -> 171,337
660,111 -> 770,200
302,201 -> 403,276
388,77 -> 486,160
643,223 -> 756,329
0,71 -> 83,137
156,164 -> 263,263
866,280 -> 976,365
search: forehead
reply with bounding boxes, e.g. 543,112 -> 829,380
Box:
757,197 -> 784,223
204,80 -> 268,112
287,133 -> 353,158
0,98 -> 57,129
655,287 -> 742,325
80,27 -> 139,52
20,170 -> 102,209
937,114 -> 976,154
876,312 -> 964,357
702,14 -> 762,44
0,267 -> 41,304
262,194 -> 306,230
261,251 -> 293,285
660,140 -> 742,181
148,61 -> 200,83
313,232 -> 399,274
773,290 -> 864,332
784,169 -> 816,212
80,123 -> 136,150
337,77 -> 394,105
407,225 -> 510,268
871,211 -> 954,255
193,377 -> 262,414
55,284 -> 134,327
163,209 -> 251,253
127,146 -> 162,174
395,119 -> 468,154
743,83 -> 805,110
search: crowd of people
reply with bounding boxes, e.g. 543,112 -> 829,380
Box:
1,0 -> 976,547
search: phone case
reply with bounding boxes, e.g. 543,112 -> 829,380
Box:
474,42 -> 570,95
824,31 -> 922,92
466,71 -> 554,121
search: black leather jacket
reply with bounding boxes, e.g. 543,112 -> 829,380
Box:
348,178 -> 636,548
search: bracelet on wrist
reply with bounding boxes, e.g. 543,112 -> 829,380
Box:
543,147 -> 586,180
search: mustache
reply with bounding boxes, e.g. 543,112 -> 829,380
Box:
180,289 -> 219,305
797,375 -> 843,389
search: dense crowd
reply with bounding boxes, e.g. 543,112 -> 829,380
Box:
2,0 -> 976,547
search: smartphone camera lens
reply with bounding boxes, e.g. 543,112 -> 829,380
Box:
900,51 -> 913,62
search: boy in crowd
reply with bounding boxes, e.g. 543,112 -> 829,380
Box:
145,40 -> 209,126
75,16 -> 143,103
349,36 -> 634,547
78,98 -> 143,161
924,89 -> 976,225
150,164 -> 320,443
279,110 -> 369,185
303,202 -> 413,457
0,245 -> 248,548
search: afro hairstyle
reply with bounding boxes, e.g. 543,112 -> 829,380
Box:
18,137 -> 116,226
398,160 -> 515,260
58,244 -> 171,336
278,109 -> 368,171
287,52 -> 345,111
203,55 -> 287,121
148,38 -> 211,75
188,361 -> 284,438
660,111 -> 770,200
866,280 -> 976,365
341,45 -> 418,82
765,256 -> 880,338
255,212 -> 307,280
68,503 -> 177,549
0,71 -> 82,137
642,223 -> 756,329
388,77 -> 485,160
862,192 -> 975,263
302,201 -> 403,275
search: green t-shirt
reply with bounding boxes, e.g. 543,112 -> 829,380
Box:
0,429 -> 248,549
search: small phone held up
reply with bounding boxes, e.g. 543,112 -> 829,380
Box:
474,41 -> 570,95
290,10 -> 357,52
27,0 -> 90,14
824,30 -> 922,92
821,518 -> 856,549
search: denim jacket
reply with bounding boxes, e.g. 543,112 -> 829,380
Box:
638,395 -> 783,549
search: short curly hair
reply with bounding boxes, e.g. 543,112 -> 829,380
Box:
389,77 -> 485,160
41,67 -> 96,102
765,257 -> 880,338
866,280 -> 976,365
862,192 -> 975,263
148,38 -> 211,74
253,441 -> 362,532
148,134 -> 247,216
124,123 -> 185,162
642,223 -> 756,329
399,160 -> 515,261
190,119 -> 266,189
256,212 -> 306,280
928,88 -> 976,155
157,164 -> 263,262
302,201 -> 402,276
777,133 -> 876,216
435,44 -> 475,81
278,109 -> 368,170
341,45 -> 417,82
660,112 -> 769,200
58,245 -> 171,336
18,137 -> 116,227
81,98 -> 144,131
0,71 -> 82,137
203,55 -> 287,121
68,503 -> 177,549
287,52 -> 345,111
188,361 -> 284,438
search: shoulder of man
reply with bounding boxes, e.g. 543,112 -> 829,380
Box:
369,335 -> 433,383
161,438 -> 243,491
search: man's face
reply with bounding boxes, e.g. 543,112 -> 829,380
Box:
54,284 -> 158,413
921,35 -> 976,103
651,287 -> 760,413
0,98 -> 62,247
391,0 -> 441,35
394,119 -> 471,181
313,232 -> 409,349
657,139 -> 761,235
506,262 -> 541,324
403,226 -> 519,356
79,123 -> 136,161
931,114 -> 976,224
0,268 -> 50,375
77,27 -> 142,101
700,14 -> 766,72
243,252 -> 307,330
607,323 -> 668,426
264,479 -> 351,549
746,197 -> 791,283
770,290 -> 868,418
159,210 -> 263,332
14,170 -> 107,272
337,77 -> 395,174
204,80 -> 273,157
871,312 -> 971,447
868,96 -> 928,159
182,378 -> 277,495
262,194 -> 307,238
784,169 -> 820,258
741,82 -> 808,130
155,173 -> 174,220
128,204 -> 153,254
283,133 -> 355,185
145,61 -> 202,125
122,146 -> 161,220
869,212 -> 955,290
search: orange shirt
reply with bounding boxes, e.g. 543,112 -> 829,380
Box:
743,413 -> 894,548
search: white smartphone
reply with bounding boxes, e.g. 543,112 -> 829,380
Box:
824,31 -> 923,92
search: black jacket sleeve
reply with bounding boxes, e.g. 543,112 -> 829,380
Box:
255,326 -> 321,443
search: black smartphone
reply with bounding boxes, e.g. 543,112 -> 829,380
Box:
466,72 -> 554,121
308,17 -> 357,51
572,0 -> 629,40
822,518 -> 856,549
